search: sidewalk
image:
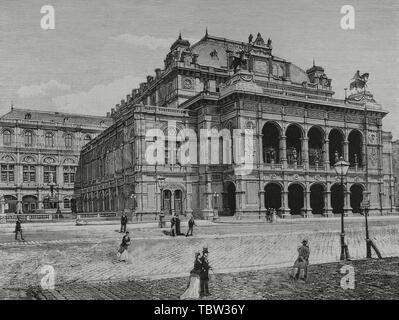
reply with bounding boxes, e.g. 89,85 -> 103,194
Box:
0,218 -> 214,233
216,213 -> 399,224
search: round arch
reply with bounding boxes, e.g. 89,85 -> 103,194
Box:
348,129 -> 363,167
288,183 -> 304,215
350,183 -> 364,213
262,121 -> 281,164
286,123 -> 304,165
310,183 -> 325,215
264,182 -> 282,209
308,126 -> 324,166
328,128 -> 345,165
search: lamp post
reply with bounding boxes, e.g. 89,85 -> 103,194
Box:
362,194 -> 372,258
334,156 -> 350,260
157,176 -> 166,227
130,192 -> 137,222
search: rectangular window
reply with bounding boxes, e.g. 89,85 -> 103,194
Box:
63,166 -> 76,183
23,165 -> 36,183
44,166 -> 56,183
1,164 -> 14,182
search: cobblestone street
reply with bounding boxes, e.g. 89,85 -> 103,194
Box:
25,257 -> 399,300
1,218 -> 399,300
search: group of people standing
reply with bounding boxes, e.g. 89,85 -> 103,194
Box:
181,247 -> 212,299
170,214 -> 196,237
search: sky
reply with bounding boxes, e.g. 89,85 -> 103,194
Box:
0,0 -> 398,137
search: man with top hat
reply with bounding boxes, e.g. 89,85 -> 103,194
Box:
15,217 -> 25,241
199,247 -> 212,297
292,239 -> 310,281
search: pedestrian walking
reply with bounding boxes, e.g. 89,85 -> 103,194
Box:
117,231 -> 131,261
120,212 -> 128,233
186,215 -> 196,237
180,251 -> 202,299
199,247 -> 212,297
175,214 -> 184,235
15,217 -> 25,241
290,239 -> 310,281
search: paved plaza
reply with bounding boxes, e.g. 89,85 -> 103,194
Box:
1,216 -> 399,299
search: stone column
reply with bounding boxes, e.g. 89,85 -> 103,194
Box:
324,189 -> 332,216
305,190 -> 312,217
302,137 -> 309,170
258,133 -> 264,163
282,189 -> 291,217
324,139 -> 330,170
343,140 -> 349,162
280,135 -> 287,169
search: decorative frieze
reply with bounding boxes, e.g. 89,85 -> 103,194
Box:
328,112 -> 345,121
285,107 -> 304,117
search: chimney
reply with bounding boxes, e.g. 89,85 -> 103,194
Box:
116,103 -> 120,111
106,112 -> 111,118
126,94 -> 131,102
155,68 -> 162,78
139,82 -> 146,91
147,75 -> 154,84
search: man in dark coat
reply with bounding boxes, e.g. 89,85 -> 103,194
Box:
200,247 -> 211,296
175,215 -> 183,235
15,217 -> 25,241
186,215 -> 196,237
170,215 -> 176,236
120,212 -> 128,233
117,231 -> 131,261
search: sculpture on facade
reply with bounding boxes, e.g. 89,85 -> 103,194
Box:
350,70 -> 369,92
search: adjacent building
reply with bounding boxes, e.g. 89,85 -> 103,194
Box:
0,107 -> 112,214
75,32 -> 396,219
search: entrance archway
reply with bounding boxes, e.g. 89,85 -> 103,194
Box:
174,190 -> 183,215
331,183 -> 344,214
262,122 -> 280,163
310,183 -> 325,214
286,124 -> 303,165
163,190 -> 172,215
329,129 -> 344,166
350,184 -> 364,213
348,130 -> 363,167
223,182 -> 236,216
264,183 -> 282,209
288,183 -> 304,215
22,195 -> 37,213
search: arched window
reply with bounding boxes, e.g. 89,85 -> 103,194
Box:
24,131 -> 33,147
65,134 -> 73,148
25,113 -> 31,120
45,132 -> 54,147
84,135 -> 91,143
3,130 -> 11,146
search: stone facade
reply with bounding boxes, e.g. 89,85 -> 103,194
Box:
75,32 -> 396,219
0,107 -> 112,214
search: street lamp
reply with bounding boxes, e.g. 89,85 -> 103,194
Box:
334,155 -> 350,260
158,176 -> 165,213
130,192 -> 137,222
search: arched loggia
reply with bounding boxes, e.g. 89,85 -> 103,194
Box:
264,183 -> 282,209
350,184 -> 364,213
288,183 -> 304,215
286,124 -> 303,165
262,122 -> 280,163
310,183 -> 325,215
348,130 -> 363,167
308,126 -> 324,166
329,129 -> 344,166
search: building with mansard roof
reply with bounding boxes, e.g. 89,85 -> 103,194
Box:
75,31 -> 396,219
0,107 -> 112,214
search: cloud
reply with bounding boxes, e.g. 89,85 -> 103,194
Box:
17,80 -> 71,98
110,34 -> 198,50
52,75 -> 143,115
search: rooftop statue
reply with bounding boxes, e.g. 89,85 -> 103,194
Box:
350,70 -> 369,92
